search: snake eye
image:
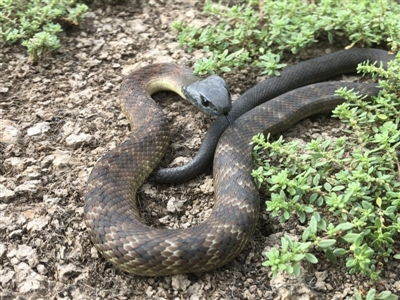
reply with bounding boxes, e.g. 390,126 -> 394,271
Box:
200,95 -> 209,107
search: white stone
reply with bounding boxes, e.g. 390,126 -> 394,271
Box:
0,184 -> 15,202
0,119 -> 20,144
65,133 -> 93,148
14,180 -> 41,194
27,122 -> 50,136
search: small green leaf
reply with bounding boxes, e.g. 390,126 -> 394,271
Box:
342,233 -> 358,243
299,211 -> 306,223
376,290 -> 397,299
317,239 -> 336,249
278,263 -> 287,271
283,211 -> 290,220
324,182 -> 332,192
220,66 -> 231,72
292,254 -> 305,262
354,233 -> 364,247
293,264 -> 301,277
346,259 -> 356,268
302,228 -> 310,242
304,205 -> 314,213
366,289 -> 376,300
332,185 -> 345,191
333,248 -> 347,256
299,242 -> 311,251
376,197 -> 382,208
327,31 -> 334,44
305,253 -> 318,264
375,218 -> 382,228
312,174 -> 320,186
377,114 -> 388,120
281,236 -> 289,252
325,248 -> 337,263
286,264 -> 294,274
309,215 -> 317,234
336,223 -> 354,231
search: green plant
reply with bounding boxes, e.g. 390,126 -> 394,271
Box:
251,53 -> 400,299
0,0 -> 88,59
172,0 -> 400,75
353,289 -> 398,300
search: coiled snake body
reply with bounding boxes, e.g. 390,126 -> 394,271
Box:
85,49 -> 393,276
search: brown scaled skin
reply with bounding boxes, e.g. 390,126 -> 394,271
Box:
84,50 -> 392,276
84,63 -> 255,276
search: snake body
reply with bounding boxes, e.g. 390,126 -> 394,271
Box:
84,49 -> 393,276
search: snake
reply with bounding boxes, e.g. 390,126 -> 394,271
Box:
84,48 -> 393,276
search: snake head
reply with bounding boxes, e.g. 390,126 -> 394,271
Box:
183,75 -> 232,116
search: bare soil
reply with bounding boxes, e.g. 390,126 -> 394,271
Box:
1,1 -> 399,299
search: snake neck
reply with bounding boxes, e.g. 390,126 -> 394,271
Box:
124,63 -> 199,100
145,77 -> 187,99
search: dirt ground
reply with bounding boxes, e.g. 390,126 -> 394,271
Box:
1,0 -> 399,299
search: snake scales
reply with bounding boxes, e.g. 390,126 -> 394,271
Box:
84,48 -> 393,276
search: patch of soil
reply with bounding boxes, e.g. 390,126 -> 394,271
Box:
1,1 -> 399,299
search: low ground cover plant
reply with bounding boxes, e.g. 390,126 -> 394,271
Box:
0,0 -> 87,59
173,0 -> 400,75
251,53 -> 400,300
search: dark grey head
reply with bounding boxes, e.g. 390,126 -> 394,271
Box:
182,75 -> 232,116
